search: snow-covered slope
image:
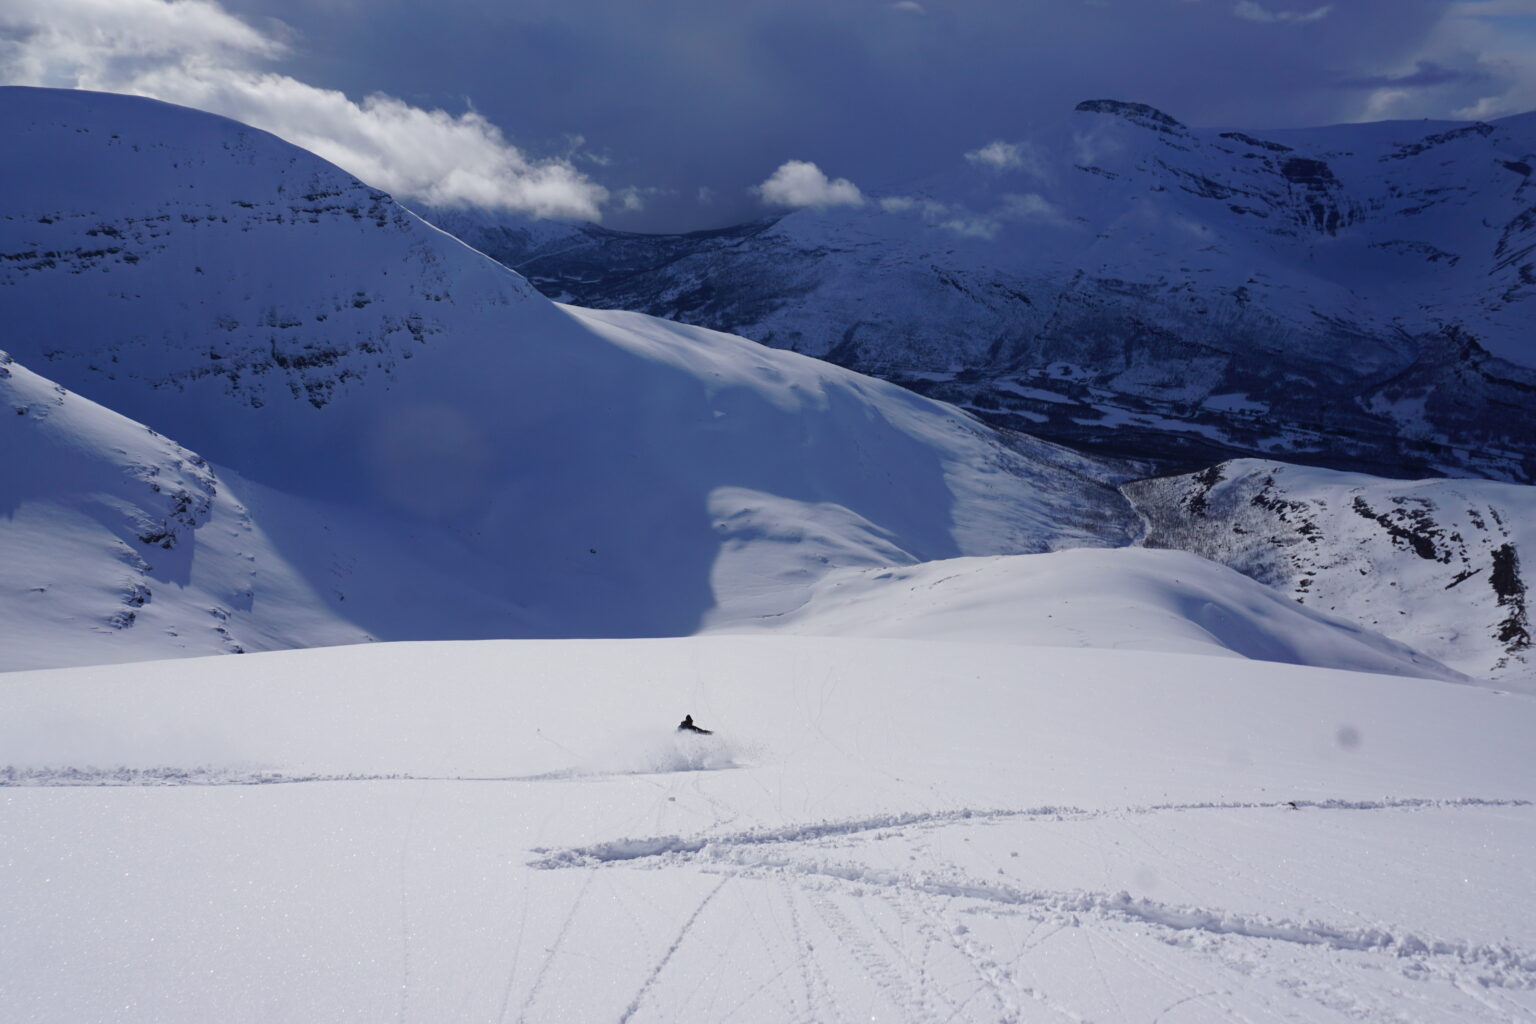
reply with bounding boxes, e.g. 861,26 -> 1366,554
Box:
0,347 -> 589,668
2,348 -> 361,667
0,87 -> 1145,664
1127,459 -> 1536,687
710,547 -> 1462,683
4,335 -> 1468,680
430,101 -> 1536,481
2,638 -> 1533,1022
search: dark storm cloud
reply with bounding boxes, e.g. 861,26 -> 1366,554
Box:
1339,59 -> 1492,90
7,0 -> 1533,230
209,0 -> 1472,229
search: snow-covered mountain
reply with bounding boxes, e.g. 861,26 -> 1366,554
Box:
1127,459 -> 1535,683
1,86 -> 1149,666
426,100 -> 1536,482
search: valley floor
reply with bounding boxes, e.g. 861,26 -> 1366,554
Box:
2,637 -> 1533,1023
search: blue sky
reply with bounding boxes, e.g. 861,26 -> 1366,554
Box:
4,0 -> 1534,231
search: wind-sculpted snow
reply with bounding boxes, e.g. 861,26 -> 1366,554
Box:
1128,459 -> 1536,686
428,104 -> 1536,481
0,87 -> 1140,664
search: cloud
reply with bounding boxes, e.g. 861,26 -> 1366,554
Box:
881,191 -> 1069,239
0,0 -> 608,219
891,1 -> 927,12
965,140 -> 1024,171
999,192 -> 1069,224
1234,2 -> 1333,24
1335,1 -> 1536,122
1339,59 -> 1491,90
964,138 -> 1054,182
754,160 -> 864,208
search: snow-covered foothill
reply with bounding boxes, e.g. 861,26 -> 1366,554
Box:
710,547 -> 1463,683
1,637 -> 1532,1022
1128,459 -> 1536,687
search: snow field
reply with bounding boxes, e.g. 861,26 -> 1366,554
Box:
1,636 -> 1533,1022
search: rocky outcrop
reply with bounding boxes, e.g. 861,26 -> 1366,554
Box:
1124,459 -> 1535,682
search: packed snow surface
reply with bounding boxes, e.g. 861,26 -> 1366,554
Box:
2,638 -> 1533,1023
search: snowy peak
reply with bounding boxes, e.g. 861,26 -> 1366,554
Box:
0,87 -> 542,454
1074,99 -> 1191,137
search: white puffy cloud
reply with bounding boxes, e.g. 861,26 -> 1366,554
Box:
964,140 -> 1023,171
964,139 -> 1054,183
754,160 -> 865,208
0,0 -> 608,219
1234,2 -> 1333,24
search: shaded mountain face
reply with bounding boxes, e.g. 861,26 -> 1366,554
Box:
0,87 -> 1139,663
423,100 -> 1536,483
1125,458 -> 1535,683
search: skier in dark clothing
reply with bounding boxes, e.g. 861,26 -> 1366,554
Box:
677,714 -> 713,735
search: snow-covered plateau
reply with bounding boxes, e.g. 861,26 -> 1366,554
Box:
2,86 -> 1534,1023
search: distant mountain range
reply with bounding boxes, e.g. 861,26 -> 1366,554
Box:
423,99 -> 1536,483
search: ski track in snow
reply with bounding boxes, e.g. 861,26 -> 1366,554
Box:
528,796 -> 1531,867
13,765 -> 1534,1002
0,763 -> 737,787
521,795 -> 1536,1010
617,876 -> 730,1024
